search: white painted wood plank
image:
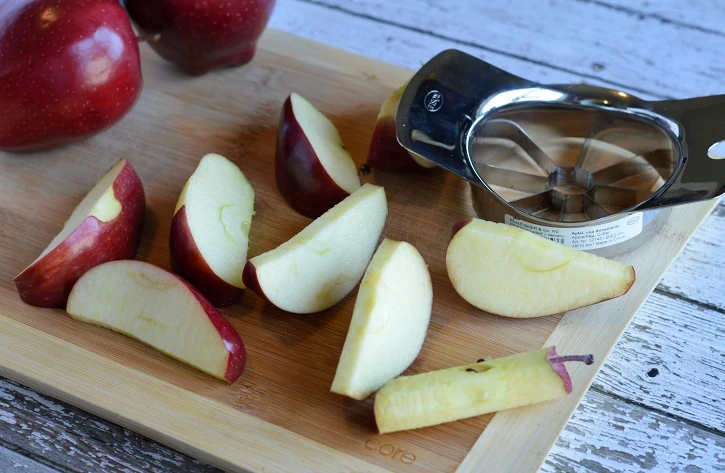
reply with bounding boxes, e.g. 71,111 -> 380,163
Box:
0,379 -> 220,473
0,446 -> 58,473
595,292 -> 725,432
303,0 -> 725,98
596,0 -> 722,35
268,0 -> 628,92
544,390 -> 725,473
658,202 -> 725,310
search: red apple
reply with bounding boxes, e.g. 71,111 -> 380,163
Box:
124,0 -> 277,76
0,0 -> 142,152
14,160 -> 145,308
67,260 -> 246,383
276,93 -> 361,218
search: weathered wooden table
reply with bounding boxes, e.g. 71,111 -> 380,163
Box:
1,1 -> 723,472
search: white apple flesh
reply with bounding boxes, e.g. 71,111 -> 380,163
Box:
14,159 -> 145,308
276,93 -> 361,218
331,239 -> 432,400
446,219 -> 635,318
66,260 -> 246,383
243,183 -> 387,314
170,153 -> 255,307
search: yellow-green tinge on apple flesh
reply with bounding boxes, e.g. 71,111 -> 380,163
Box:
247,183 -> 387,314
378,85 -> 435,169
29,160 -> 125,265
446,219 -> 635,318
374,347 -> 570,434
331,239 -> 432,400
175,153 -> 254,289
67,260 -> 234,381
291,93 -> 361,193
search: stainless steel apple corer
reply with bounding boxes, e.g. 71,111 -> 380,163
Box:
396,50 -> 725,256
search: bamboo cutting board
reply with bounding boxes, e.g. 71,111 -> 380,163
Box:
0,30 -> 718,473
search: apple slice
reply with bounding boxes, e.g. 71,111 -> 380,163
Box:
66,260 -> 246,383
374,347 -> 594,434
331,239 -> 432,400
243,183 -> 387,314
366,84 -> 436,171
14,160 -> 145,308
170,153 -> 255,307
275,93 -> 361,218
446,219 -> 635,318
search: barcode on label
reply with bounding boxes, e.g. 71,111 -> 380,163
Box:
545,236 -> 565,244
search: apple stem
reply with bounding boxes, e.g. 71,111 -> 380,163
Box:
549,354 -> 594,365
137,33 -> 161,44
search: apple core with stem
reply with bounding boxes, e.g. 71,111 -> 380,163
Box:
374,346 -> 594,434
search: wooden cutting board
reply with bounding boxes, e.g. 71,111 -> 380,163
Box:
0,30 -> 718,473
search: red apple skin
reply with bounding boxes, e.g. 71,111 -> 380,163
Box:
14,161 -> 145,308
451,218 -> 474,239
548,346 -> 573,394
170,207 -> 244,308
124,0 -> 276,76
366,117 -> 426,171
275,96 -> 351,218
0,0 -> 142,152
241,261 -> 272,305
170,272 -> 247,383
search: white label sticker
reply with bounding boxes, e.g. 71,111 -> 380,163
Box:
504,213 -> 644,250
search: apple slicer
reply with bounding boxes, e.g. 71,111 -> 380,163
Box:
395,50 -> 725,255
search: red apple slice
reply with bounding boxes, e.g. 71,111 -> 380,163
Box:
14,160 -> 145,308
243,183 -> 387,314
170,153 -> 255,307
366,84 -> 436,171
446,219 -> 636,318
275,93 -> 361,218
331,239 -> 432,400
66,260 -> 246,383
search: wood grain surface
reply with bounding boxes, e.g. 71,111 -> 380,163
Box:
1,1 -> 724,472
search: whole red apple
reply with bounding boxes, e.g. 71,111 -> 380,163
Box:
124,0 -> 276,76
0,0 -> 142,152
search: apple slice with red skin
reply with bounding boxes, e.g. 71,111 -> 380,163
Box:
446,218 -> 636,318
243,183 -> 387,314
374,346 -> 594,434
124,0 -> 276,76
14,160 -> 145,308
67,260 -> 246,383
170,154 -> 255,307
276,93 -> 361,218
0,0 -> 142,151
366,84 -> 436,171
